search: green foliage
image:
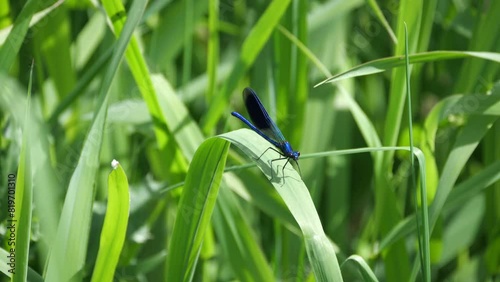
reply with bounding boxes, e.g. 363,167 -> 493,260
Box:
91,162 -> 130,282
166,137 -> 229,281
0,0 -> 499,281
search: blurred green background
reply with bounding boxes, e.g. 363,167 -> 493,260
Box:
1,0 -> 499,281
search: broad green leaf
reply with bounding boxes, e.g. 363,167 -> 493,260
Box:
91,162 -> 130,282
220,129 -> 343,282
165,138 -> 230,281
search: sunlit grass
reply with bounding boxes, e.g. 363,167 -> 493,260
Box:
0,0 -> 499,281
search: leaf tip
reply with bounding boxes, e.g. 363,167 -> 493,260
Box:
111,159 -> 120,169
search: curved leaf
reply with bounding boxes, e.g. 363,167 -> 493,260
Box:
166,138 -> 230,281
91,162 -> 130,282
220,129 -> 343,282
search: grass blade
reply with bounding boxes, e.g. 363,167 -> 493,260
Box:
165,138 -> 230,281
91,161 -> 130,282
404,24 -> 430,281
220,129 -> 343,282
10,64 -> 34,282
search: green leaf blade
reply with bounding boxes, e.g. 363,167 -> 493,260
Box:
91,162 -> 130,282
220,129 -> 343,282
166,138 -> 230,281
